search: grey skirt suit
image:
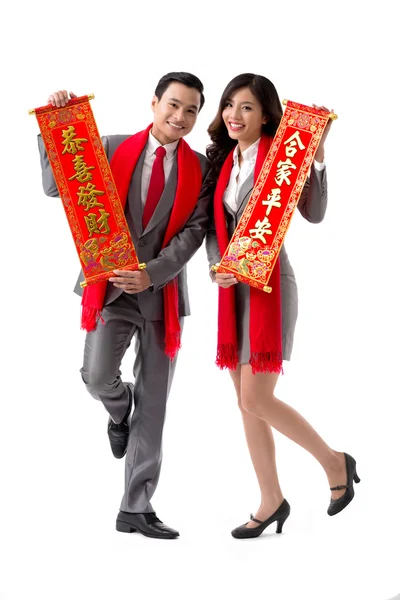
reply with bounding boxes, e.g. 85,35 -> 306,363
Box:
206,164 -> 328,362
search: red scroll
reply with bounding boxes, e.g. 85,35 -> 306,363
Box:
214,101 -> 337,292
31,95 -> 142,287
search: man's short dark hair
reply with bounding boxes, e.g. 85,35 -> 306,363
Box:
155,72 -> 205,111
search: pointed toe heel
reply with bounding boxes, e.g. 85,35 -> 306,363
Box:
232,499 -> 291,539
328,453 -> 360,516
276,516 -> 288,534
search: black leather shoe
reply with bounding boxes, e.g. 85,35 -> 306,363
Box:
328,452 -> 360,516
107,384 -> 133,459
231,499 -> 291,539
116,511 -> 180,539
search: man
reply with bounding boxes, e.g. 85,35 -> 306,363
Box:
38,72 -> 212,539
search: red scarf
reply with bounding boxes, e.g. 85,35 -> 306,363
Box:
214,134 -> 282,374
81,124 -> 203,359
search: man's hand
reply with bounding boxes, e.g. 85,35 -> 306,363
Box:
48,90 -> 77,107
313,104 -> 334,162
215,272 -> 238,288
109,269 -> 152,294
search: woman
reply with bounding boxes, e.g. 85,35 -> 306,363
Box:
206,73 -> 359,539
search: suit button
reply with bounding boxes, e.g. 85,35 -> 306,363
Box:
138,240 -> 145,247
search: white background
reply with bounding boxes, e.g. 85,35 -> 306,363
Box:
1,1 -> 399,599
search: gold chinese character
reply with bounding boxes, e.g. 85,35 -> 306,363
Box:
84,209 -> 111,237
262,188 -> 282,215
275,158 -> 296,186
97,208 -> 111,235
249,217 -> 273,244
77,182 -> 105,211
61,126 -> 88,155
84,214 -> 99,237
68,155 -> 95,183
284,131 -> 305,157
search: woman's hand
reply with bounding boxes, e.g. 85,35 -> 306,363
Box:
215,272 -> 238,288
47,90 -> 77,107
313,104 -> 334,162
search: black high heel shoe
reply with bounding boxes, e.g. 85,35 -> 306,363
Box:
231,499 -> 290,539
328,453 -> 360,516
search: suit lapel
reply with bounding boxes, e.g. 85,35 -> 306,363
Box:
236,171 -> 254,215
221,168 -> 254,220
126,149 -> 146,237
142,158 -> 178,236
222,193 -> 236,219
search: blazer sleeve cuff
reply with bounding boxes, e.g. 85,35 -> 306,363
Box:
145,260 -> 170,293
313,158 -> 326,171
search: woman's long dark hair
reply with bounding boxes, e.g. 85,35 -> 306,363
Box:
206,73 -> 283,180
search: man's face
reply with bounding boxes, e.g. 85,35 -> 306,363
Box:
151,82 -> 201,145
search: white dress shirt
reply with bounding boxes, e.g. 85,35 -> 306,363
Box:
223,137 -> 325,212
141,130 -> 179,207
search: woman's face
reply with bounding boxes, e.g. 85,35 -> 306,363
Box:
222,86 -> 267,148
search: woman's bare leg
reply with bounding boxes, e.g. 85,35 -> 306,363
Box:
229,366 -> 284,528
240,366 -> 346,500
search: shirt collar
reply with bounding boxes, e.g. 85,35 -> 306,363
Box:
233,137 -> 261,166
148,130 -> 179,159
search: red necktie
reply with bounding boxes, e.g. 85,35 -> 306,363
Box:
142,145 -> 167,229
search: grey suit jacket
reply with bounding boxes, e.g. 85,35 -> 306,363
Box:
206,164 -> 328,276
38,133 -> 213,321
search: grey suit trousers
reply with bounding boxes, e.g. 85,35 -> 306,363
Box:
80,292 -> 182,513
